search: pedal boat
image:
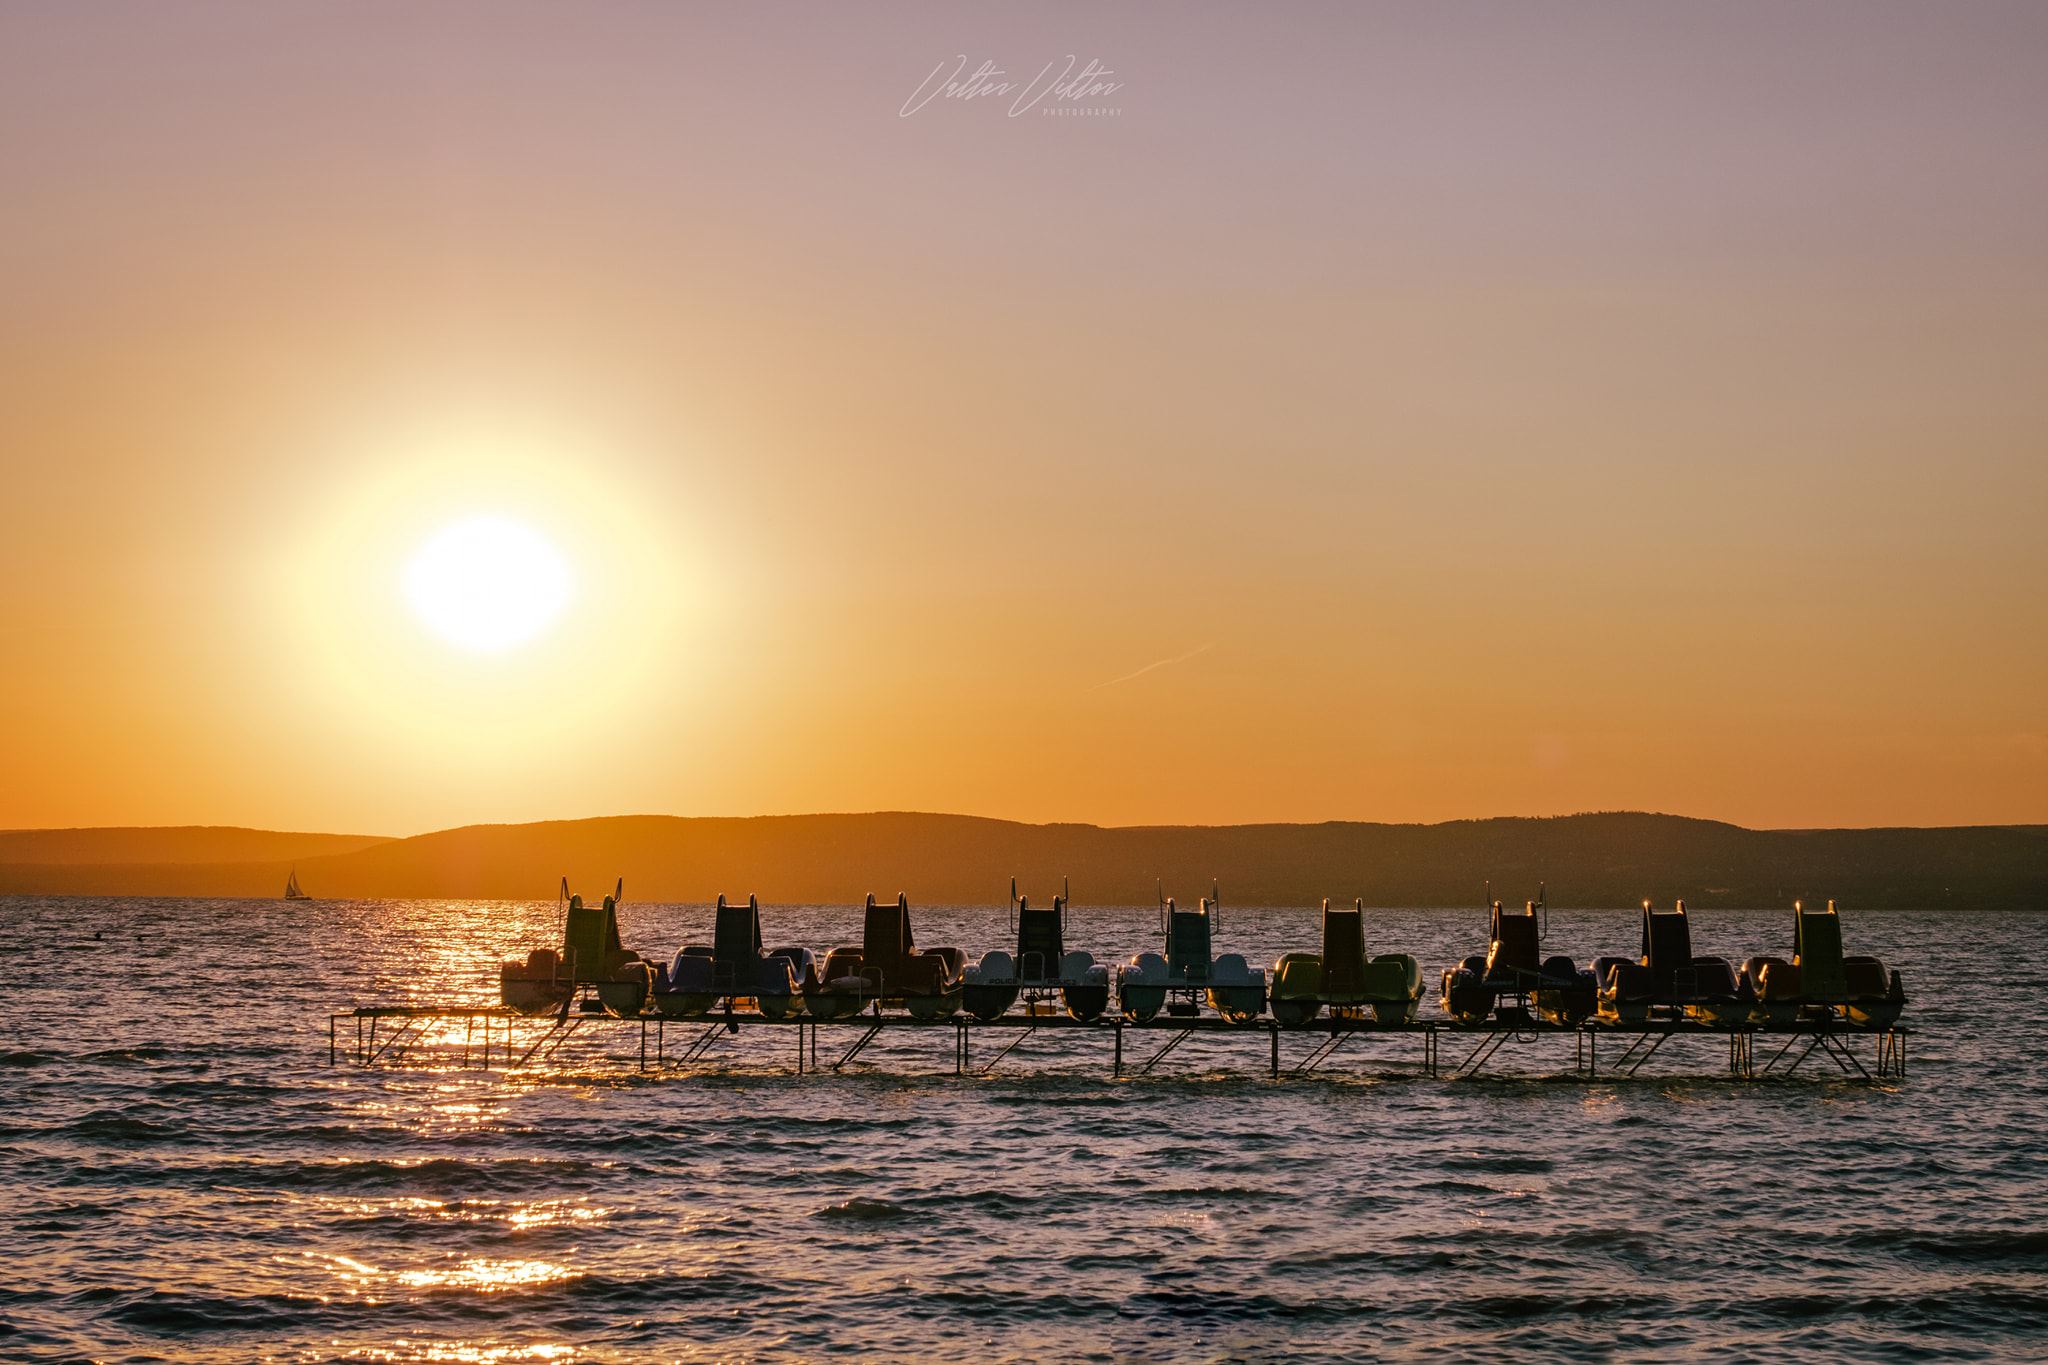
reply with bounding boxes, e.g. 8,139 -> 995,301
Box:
805,894 -> 965,1022
962,879 -> 1111,1022
1440,889 -> 1595,1026
499,878 -> 655,1018
1117,883 -> 1266,1025
651,894 -> 817,1021
1270,898 -> 1422,1027
1592,900 -> 1753,1026
1739,900 -> 1905,1028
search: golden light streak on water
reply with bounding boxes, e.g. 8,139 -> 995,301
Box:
317,1253 -> 579,1295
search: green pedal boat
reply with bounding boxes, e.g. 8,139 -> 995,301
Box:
1271,898 -> 1423,1027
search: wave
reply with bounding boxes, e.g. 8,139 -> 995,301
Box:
813,1197 -> 921,1223
1895,1228 -> 2048,1266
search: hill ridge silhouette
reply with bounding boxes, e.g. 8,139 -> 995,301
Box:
0,811 -> 2041,908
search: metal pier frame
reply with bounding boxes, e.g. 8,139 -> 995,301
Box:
329,1006 -> 1908,1083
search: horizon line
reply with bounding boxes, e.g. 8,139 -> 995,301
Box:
6,807 -> 2048,842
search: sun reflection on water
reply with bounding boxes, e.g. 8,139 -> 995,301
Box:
292,1196 -> 608,1229
318,1252 -> 580,1295
340,1342 -> 580,1363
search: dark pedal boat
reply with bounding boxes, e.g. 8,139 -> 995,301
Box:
1440,886 -> 1596,1026
651,894 -> 817,1021
499,878 -> 655,1018
1592,899 -> 1753,1026
1270,898 -> 1422,1027
1117,882 -> 1266,1025
962,879 -> 1111,1022
806,894 -> 965,1022
1739,900 -> 1905,1028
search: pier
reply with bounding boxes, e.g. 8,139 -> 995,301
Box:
328,1005 -> 1907,1082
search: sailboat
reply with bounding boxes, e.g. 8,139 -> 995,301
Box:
283,868 -> 310,901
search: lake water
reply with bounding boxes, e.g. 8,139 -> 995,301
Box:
2,898 -> 2042,1362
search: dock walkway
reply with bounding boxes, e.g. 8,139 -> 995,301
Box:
328,1005 -> 1907,1081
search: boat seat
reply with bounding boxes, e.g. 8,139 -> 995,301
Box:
1212,953 -> 1254,985
1843,956 -> 1889,999
663,952 -> 715,993
814,947 -> 865,993
1691,957 -> 1739,996
1598,958 -> 1652,999
965,949 -> 1015,984
1121,951 -> 1167,986
1745,955 -> 1798,999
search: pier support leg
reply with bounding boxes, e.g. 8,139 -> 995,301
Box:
1877,1030 -> 1906,1079
1135,1028 -> 1192,1076
978,1026 -> 1036,1076
1453,1029 -> 1513,1078
1270,1024 -> 1280,1079
1621,1031 -> 1670,1077
831,1022 -> 884,1072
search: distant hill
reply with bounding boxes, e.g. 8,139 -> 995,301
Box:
0,826 -> 391,866
0,812 -> 2041,908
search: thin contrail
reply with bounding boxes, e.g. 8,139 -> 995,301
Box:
1091,641 -> 1216,690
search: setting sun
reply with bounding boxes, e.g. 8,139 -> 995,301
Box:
402,516 -> 573,653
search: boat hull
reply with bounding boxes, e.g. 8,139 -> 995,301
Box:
652,991 -> 717,1020
755,991 -> 806,1021
1122,982 -> 1171,1023
1370,997 -> 1420,1025
1063,982 -> 1110,1023
501,976 -> 571,1017
1270,995 -> 1320,1029
905,989 -> 960,1023
1207,984 -> 1265,1025
962,981 -> 1019,1022
595,977 -> 649,1018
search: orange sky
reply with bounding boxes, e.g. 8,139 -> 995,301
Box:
2,4 -> 2044,834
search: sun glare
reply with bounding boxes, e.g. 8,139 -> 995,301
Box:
403,516 -> 573,653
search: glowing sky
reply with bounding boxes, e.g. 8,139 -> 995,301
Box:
1,3 -> 2043,832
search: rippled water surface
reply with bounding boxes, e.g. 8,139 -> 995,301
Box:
3,898 -> 2044,1362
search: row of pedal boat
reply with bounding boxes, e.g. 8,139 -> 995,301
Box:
499,880 -> 1905,1031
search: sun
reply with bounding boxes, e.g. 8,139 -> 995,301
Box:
402,515 -> 574,652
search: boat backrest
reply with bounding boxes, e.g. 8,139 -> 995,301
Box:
1166,902 -> 1213,980
714,894 -> 764,987
1321,899 -> 1368,996
562,893 -> 626,979
863,893 -> 915,979
1486,901 -> 1542,975
1016,898 -> 1065,980
1640,903 -> 1692,989
1794,901 -> 1848,997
